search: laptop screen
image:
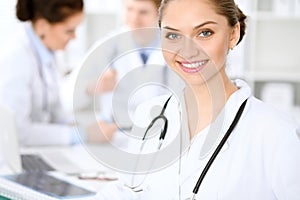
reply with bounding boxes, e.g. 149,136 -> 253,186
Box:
4,171 -> 95,198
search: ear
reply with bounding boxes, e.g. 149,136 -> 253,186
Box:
229,23 -> 240,50
34,19 -> 51,39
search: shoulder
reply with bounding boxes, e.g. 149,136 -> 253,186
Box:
245,98 -> 300,196
0,29 -> 35,79
1,27 -> 33,62
242,96 -> 299,151
246,96 -> 297,130
248,97 -> 300,190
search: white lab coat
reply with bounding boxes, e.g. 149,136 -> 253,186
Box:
0,24 -> 74,146
97,79 -> 300,200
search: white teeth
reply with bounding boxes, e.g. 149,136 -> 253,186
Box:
181,61 -> 206,68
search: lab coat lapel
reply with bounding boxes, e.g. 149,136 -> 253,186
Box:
198,109 -> 230,159
178,93 -> 205,186
179,94 -> 230,186
179,140 -> 229,187
179,84 -> 251,186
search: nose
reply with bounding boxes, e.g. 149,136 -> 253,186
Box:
178,38 -> 200,61
132,12 -> 139,22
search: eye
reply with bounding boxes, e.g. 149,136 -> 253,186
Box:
198,30 -> 213,38
165,33 -> 181,40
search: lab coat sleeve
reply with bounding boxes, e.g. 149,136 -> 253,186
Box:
271,127 -> 300,199
51,94 -> 75,124
0,49 -> 74,146
19,123 -> 74,146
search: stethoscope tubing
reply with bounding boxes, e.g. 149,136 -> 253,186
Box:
191,98 -> 248,197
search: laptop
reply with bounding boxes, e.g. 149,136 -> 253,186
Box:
0,104 -> 61,173
0,105 -> 96,199
0,104 -> 83,174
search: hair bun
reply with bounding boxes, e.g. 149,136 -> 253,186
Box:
16,0 -> 34,21
236,5 -> 247,45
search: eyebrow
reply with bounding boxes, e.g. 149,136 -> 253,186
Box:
163,21 -> 218,31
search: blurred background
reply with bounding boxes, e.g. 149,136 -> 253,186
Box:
0,0 -> 299,125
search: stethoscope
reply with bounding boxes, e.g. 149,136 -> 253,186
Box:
141,95 -> 172,150
131,95 -> 248,199
125,95 -> 173,192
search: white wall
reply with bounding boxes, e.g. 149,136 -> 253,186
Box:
0,0 -> 22,54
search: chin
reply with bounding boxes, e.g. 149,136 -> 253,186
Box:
183,75 -> 207,87
169,67 -> 203,86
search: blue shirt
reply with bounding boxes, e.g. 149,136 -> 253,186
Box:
25,24 -> 54,69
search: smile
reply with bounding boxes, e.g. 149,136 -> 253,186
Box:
178,60 -> 208,73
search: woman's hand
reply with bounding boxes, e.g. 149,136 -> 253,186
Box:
86,69 -> 117,95
86,120 -> 118,143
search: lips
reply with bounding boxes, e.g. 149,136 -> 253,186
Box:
178,60 -> 208,73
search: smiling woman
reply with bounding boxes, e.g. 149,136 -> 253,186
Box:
159,0 -> 245,88
95,0 -> 300,199
158,0 -> 246,135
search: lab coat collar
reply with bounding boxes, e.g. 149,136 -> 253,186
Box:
25,23 -> 54,68
198,79 -> 251,159
179,79 -> 251,185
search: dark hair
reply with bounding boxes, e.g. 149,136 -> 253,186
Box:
158,0 -> 247,45
152,0 -> 162,10
16,0 -> 84,23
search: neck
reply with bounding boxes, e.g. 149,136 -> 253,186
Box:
184,70 -> 237,138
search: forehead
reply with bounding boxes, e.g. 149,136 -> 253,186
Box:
161,0 -> 226,28
125,0 -> 156,8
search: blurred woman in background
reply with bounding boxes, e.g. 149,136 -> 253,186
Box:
0,0 -> 85,146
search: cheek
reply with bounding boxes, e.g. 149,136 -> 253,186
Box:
52,33 -> 64,48
162,49 -> 176,68
50,32 -> 68,50
124,13 -> 132,23
161,39 -> 182,64
56,28 -> 71,41
204,38 -> 228,68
